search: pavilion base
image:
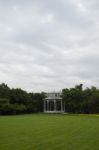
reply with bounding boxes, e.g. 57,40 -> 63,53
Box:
44,111 -> 65,113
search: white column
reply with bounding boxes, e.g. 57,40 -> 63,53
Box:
44,100 -> 46,112
54,100 -> 56,112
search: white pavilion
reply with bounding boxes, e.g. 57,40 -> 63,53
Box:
43,92 -> 65,113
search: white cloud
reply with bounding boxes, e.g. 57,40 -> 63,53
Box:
0,0 -> 99,91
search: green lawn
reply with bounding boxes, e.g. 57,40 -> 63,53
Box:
0,114 -> 99,150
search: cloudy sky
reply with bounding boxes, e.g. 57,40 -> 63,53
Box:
0,0 -> 99,92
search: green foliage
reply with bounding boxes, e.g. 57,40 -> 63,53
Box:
62,84 -> 99,114
0,83 -> 10,98
0,83 -> 45,115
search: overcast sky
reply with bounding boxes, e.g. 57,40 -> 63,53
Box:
0,0 -> 99,92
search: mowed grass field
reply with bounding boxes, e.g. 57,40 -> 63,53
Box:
0,114 -> 99,150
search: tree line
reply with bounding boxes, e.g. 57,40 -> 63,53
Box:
62,84 -> 99,114
0,83 -> 99,115
0,83 -> 45,115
